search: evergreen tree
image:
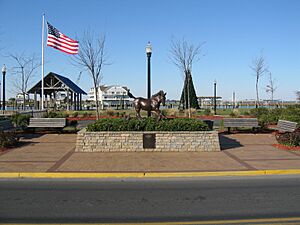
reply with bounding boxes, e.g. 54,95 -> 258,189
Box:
179,70 -> 199,109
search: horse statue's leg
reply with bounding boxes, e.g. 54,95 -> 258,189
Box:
153,109 -> 162,121
136,107 -> 142,119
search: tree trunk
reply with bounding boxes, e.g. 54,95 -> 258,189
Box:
23,93 -> 26,111
187,73 -> 191,118
256,76 -> 259,108
184,77 -> 187,110
94,84 -> 100,120
271,91 -> 274,102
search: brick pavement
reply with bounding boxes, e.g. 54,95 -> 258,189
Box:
0,133 -> 300,173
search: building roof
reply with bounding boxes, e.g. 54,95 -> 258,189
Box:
99,85 -> 129,92
28,72 -> 87,95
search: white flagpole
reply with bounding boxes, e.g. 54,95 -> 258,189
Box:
41,13 -> 45,110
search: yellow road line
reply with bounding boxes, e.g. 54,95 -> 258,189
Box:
2,216 -> 300,225
1,169 -> 300,179
144,170 -> 267,178
0,172 -> 20,178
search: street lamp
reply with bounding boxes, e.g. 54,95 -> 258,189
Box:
214,79 -> 217,115
2,64 -> 6,111
146,41 -> 152,117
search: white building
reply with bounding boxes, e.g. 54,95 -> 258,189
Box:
88,85 -> 132,109
16,93 -> 29,103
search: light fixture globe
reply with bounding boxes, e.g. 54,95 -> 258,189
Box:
2,64 -> 6,74
146,41 -> 152,55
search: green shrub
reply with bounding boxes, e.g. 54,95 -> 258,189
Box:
250,108 -> 286,128
258,114 -> 271,129
280,106 -> 300,126
243,111 -> 250,116
82,112 -> 88,118
72,111 -> 79,118
204,108 -> 212,116
268,108 -> 284,124
249,108 -> 269,118
161,109 -> 168,117
67,120 -> 78,127
106,109 -> 115,117
47,111 -> 67,118
229,109 -> 240,118
276,130 -> 300,146
87,118 -> 209,132
0,131 -> 19,148
11,114 -> 30,129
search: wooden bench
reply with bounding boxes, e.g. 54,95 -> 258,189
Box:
223,118 -> 260,133
27,118 -> 66,129
0,119 -> 15,132
277,120 -> 297,133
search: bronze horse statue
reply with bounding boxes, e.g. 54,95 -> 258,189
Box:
127,90 -> 167,119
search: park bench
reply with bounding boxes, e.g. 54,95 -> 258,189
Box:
0,119 -> 15,132
223,118 -> 260,133
27,118 -> 66,130
276,120 -> 297,133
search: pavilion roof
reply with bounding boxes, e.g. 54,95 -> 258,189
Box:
28,72 -> 87,95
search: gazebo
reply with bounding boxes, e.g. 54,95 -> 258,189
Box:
28,72 -> 87,110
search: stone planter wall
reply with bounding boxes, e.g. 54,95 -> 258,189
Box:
76,129 -> 220,152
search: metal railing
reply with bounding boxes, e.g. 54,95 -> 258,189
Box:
0,110 -> 47,118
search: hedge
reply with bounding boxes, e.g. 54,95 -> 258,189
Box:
276,130 -> 300,147
0,131 -> 19,148
10,114 -> 30,129
249,106 -> 300,128
87,118 -> 209,132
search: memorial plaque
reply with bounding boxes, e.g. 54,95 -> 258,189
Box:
143,133 -> 156,149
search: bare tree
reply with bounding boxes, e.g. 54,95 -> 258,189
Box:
169,38 -> 204,117
250,52 -> 268,108
72,31 -> 109,119
265,72 -> 277,104
296,91 -> 300,102
10,53 -> 41,110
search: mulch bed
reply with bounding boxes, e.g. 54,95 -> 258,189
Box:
272,144 -> 300,151
67,116 -> 97,121
197,116 -> 224,120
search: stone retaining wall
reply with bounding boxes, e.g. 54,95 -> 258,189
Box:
76,129 -> 220,152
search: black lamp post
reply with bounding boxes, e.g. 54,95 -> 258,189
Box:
146,42 -> 152,117
214,79 -> 217,115
2,64 -> 6,111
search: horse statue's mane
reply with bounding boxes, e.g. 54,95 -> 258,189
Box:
151,90 -> 164,98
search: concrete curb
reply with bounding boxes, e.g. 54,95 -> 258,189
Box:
1,169 -> 300,179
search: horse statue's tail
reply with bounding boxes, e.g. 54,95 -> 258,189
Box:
127,90 -> 136,99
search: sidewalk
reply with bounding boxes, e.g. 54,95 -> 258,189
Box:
0,133 -> 300,174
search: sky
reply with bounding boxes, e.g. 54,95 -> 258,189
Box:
0,0 -> 300,101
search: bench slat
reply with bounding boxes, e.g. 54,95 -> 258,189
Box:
28,118 -> 66,128
223,118 -> 259,128
277,120 -> 297,132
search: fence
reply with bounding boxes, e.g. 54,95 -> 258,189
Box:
0,110 -> 47,118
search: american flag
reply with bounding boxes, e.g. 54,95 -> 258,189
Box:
47,22 -> 79,55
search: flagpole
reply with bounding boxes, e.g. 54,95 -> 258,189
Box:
41,13 -> 45,110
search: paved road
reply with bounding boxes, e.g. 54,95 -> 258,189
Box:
1,176 -> 300,223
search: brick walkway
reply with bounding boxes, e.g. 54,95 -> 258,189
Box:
0,133 -> 299,173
